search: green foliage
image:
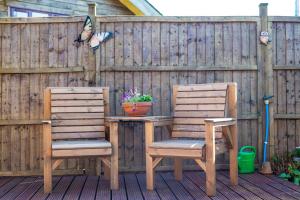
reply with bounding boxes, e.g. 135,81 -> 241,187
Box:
126,95 -> 153,103
121,89 -> 153,103
272,149 -> 300,185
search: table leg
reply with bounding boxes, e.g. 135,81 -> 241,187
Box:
145,121 -> 154,190
110,122 -> 119,190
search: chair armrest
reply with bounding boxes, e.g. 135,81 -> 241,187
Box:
43,121 -> 52,150
204,118 -> 236,127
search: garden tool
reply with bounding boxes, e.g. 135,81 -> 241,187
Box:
260,95 -> 273,175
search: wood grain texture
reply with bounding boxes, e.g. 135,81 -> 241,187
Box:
0,14 -> 298,175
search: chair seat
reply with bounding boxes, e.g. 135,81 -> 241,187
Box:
149,139 -> 205,150
52,140 -> 111,150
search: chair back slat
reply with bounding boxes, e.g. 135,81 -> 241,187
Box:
46,87 -> 108,140
172,83 -> 229,139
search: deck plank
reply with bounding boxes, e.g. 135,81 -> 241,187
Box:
216,173 -> 262,200
46,176 -> 74,200
79,176 -> 99,200
30,177 -> 61,200
198,173 -> 244,200
179,174 -> 211,200
0,171 -> 297,200
31,176 -> 62,200
0,177 -> 24,198
185,171 -> 228,200
155,173 -> 178,200
160,172 -> 194,200
0,177 -> 36,200
220,171 -> 280,200
123,173 -> 144,200
63,176 -> 87,200
0,177 -> 12,188
111,175 -> 127,200
240,173 -> 297,200
268,174 -> 300,193
14,177 -> 44,200
136,173 -> 160,200
252,173 -> 300,199
95,177 -> 110,200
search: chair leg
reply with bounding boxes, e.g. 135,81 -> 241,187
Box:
205,123 -> 216,196
229,124 -> 238,185
103,161 -> 110,180
174,158 -> 182,181
44,156 -> 52,193
110,155 -> 118,190
96,158 -> 101,176
146,153 -> 154,190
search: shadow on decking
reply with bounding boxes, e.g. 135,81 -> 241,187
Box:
0,171 -> 299,200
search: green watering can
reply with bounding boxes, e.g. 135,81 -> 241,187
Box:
238,146 -> 256,174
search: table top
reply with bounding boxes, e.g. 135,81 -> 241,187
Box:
105,116 -> 172,122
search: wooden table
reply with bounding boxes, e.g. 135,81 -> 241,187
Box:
105,116 -> 173,137
105,116 -> 173,165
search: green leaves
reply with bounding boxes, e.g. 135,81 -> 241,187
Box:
127,94 -> 153,103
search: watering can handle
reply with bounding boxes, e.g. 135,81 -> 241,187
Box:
240,146 -> 256,154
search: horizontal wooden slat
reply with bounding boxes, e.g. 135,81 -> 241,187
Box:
50,87 -> 103,94
51,100 -> 104,107
274,113 -> 300,119
51,93 -> 103,100
175,104 -> 225,111
99,65 -> 258,71
173,125 -> 205,132
52,126 -> 105,133
269,16 -> 300,22
273,65 -> 300,70
52,148 -> 111,157
0,16 -> 85,23
52,119 -> 105,126
177,90 -> 226,98
173,118 -> 206,125
177,83 -> 227,91
51,113 -> 104,120
173,111 -> 225,118
0,66 -> 84,74
148,148 -> 203,158
52,132 -> 105,140
51,106 -> 104,113
96,16 -> 260,22
172,131 -> 223,138
176,97 -> 226,104
0,119 -> 45,125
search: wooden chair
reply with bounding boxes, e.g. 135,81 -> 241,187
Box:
43,87 -> 118,193
145,83 -> 238,196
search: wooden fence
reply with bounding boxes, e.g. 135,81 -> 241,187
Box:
0,4 -> 299,176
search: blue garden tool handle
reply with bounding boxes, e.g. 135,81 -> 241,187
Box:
263,95 -> 273,163
240,146 -> 256,155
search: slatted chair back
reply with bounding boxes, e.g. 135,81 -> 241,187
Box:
172,83 -> 229,139
44,87 -> 109,140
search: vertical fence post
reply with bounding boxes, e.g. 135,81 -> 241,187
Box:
88,2 -> 101,175
88,3 -> 97,21
259,3 -> 274,162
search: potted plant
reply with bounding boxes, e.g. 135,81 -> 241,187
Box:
121,89 -> 153,117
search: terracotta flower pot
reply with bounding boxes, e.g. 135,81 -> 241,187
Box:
122,102 -> 152,117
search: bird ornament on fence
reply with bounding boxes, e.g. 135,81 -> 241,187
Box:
74,16 -> 113,52
259,31 -> 271,46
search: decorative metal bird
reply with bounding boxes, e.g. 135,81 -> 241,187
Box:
260,31 -> 271,46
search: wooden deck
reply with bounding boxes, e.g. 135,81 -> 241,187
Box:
0,171 -> 299,200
